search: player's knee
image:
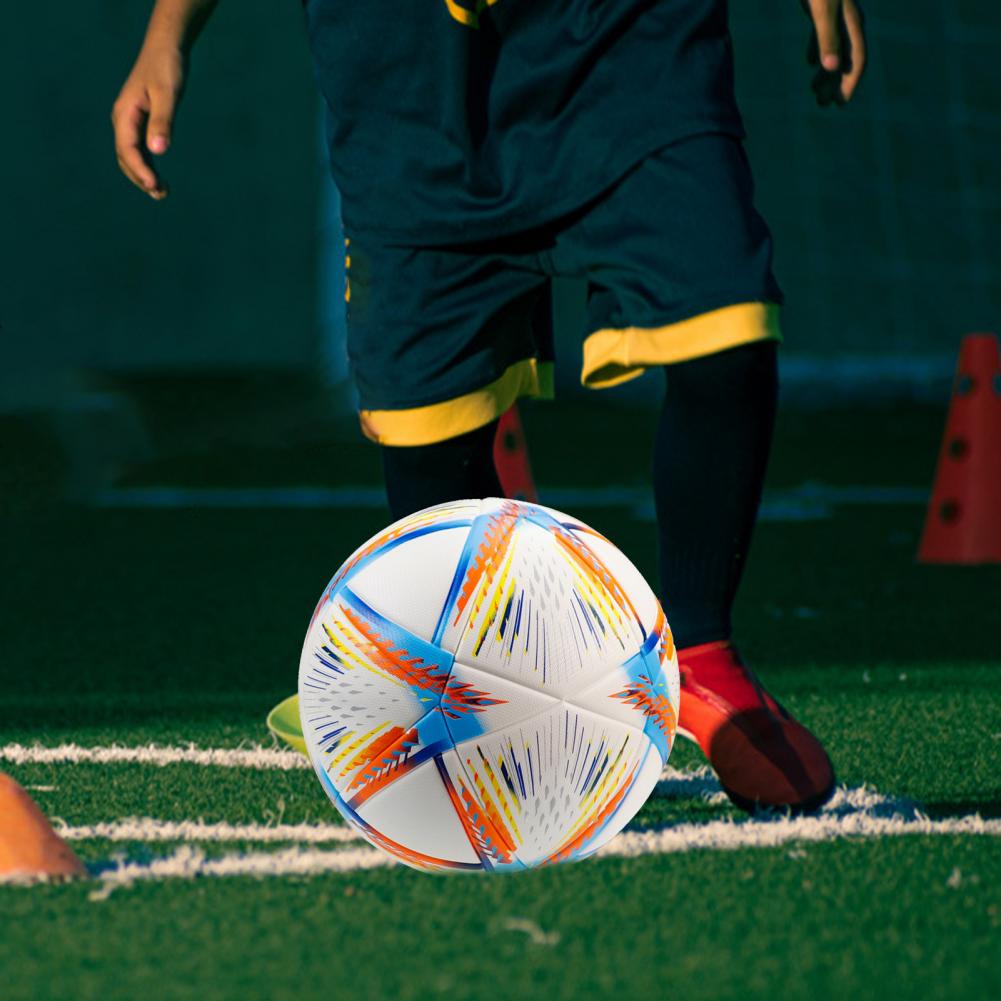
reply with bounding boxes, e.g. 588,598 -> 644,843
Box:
380,420 -> 497,471
664,340 -> 778,401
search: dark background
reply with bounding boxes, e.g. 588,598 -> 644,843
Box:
1,0 -> 999,499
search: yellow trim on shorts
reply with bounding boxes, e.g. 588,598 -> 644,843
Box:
443,0 -> 499,28
581,302 -> 782,390
359,358 -> 554,446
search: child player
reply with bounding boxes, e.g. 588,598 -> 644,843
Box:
113,0 -> 866,813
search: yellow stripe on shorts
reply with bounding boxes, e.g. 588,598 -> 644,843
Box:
359,358 -> 555,447
581,302 -> 782,390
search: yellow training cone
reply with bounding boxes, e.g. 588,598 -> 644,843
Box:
266,694 -> 307,756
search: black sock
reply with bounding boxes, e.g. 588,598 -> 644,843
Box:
381,420 -> 503,521
653,341 -> 778,649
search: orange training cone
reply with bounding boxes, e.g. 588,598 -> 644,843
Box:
918,333 -> 1001,564
0,773 -> 86,881
494,404 -> 538,503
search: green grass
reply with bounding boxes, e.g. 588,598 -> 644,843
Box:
3,840 -> 999,1001
1,405 -> 999,1000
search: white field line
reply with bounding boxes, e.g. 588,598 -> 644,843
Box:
92,483 -> 927,523
57,818 -> 360,844
0,744 -> 719,799
0,742 -> 938,823
50,785 -> 921,849
0,743 -> 309,770
0,743 -> 904,813
0,742 -> 954,826
599,813 -> 1001,859
86,846 -> 392,900
76,808 -> 1001,899
50,777 -> 921,847
42,764 -> 725,846
5,741 -> 998,895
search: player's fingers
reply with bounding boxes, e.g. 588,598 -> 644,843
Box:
112,101 -> 166,198
145,86 -> 176,155
115,152 -> 166,200
839,0 -> 867,101
115,151 -> 141,189
809,0 -> 842,71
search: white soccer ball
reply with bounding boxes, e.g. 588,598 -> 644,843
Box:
298,497 -> 679,872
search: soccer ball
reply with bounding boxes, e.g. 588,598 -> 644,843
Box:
298,497 -> 679,872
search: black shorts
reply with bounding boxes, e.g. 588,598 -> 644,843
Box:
344,133 -> 783,446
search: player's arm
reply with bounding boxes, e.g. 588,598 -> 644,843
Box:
804,0 -> 867,105
111,0 -> 218,199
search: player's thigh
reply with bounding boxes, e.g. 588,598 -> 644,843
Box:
345,236 -> 546,443
556,134 -> 783,384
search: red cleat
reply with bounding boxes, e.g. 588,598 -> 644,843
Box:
677,640 -> 835,814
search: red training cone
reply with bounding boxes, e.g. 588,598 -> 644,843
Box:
493,404 -> 538,503
918,333 -> 1001,564
0,774 -> 87,882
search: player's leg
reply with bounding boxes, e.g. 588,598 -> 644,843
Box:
654,340 -> 777,650
344,235 -> 549,519
381,421 -> 502,521
556,133 -> 834,812
379,285 -> 553,520
654,340 -> 834,813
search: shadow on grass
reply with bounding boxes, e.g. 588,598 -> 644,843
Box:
922,798 -> 1001,821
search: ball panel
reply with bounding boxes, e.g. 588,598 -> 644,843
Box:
447,511 -> 646,697
446,702 -> 656,867
573,742 -> 664,859
567,662 -> 659,734
356,754 -> 481,865
310,759 -> 483,873
444,660 -> 560,740
566,527 -> 662,636
348,525 -> 471,643
299,585 -> 455,803
566,609 -> 679,763
320,500 -> 481,606
299,621 -> 426,742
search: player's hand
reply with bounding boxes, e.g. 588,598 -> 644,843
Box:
803,0 -> 867,106
111,44 -> 185,200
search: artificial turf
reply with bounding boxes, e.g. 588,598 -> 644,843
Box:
2,839 -> 999,1001
1,403 -> 999,1000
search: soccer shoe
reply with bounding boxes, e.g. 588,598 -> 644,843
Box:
266,694 -> 307,756
676,640 -> 835,814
